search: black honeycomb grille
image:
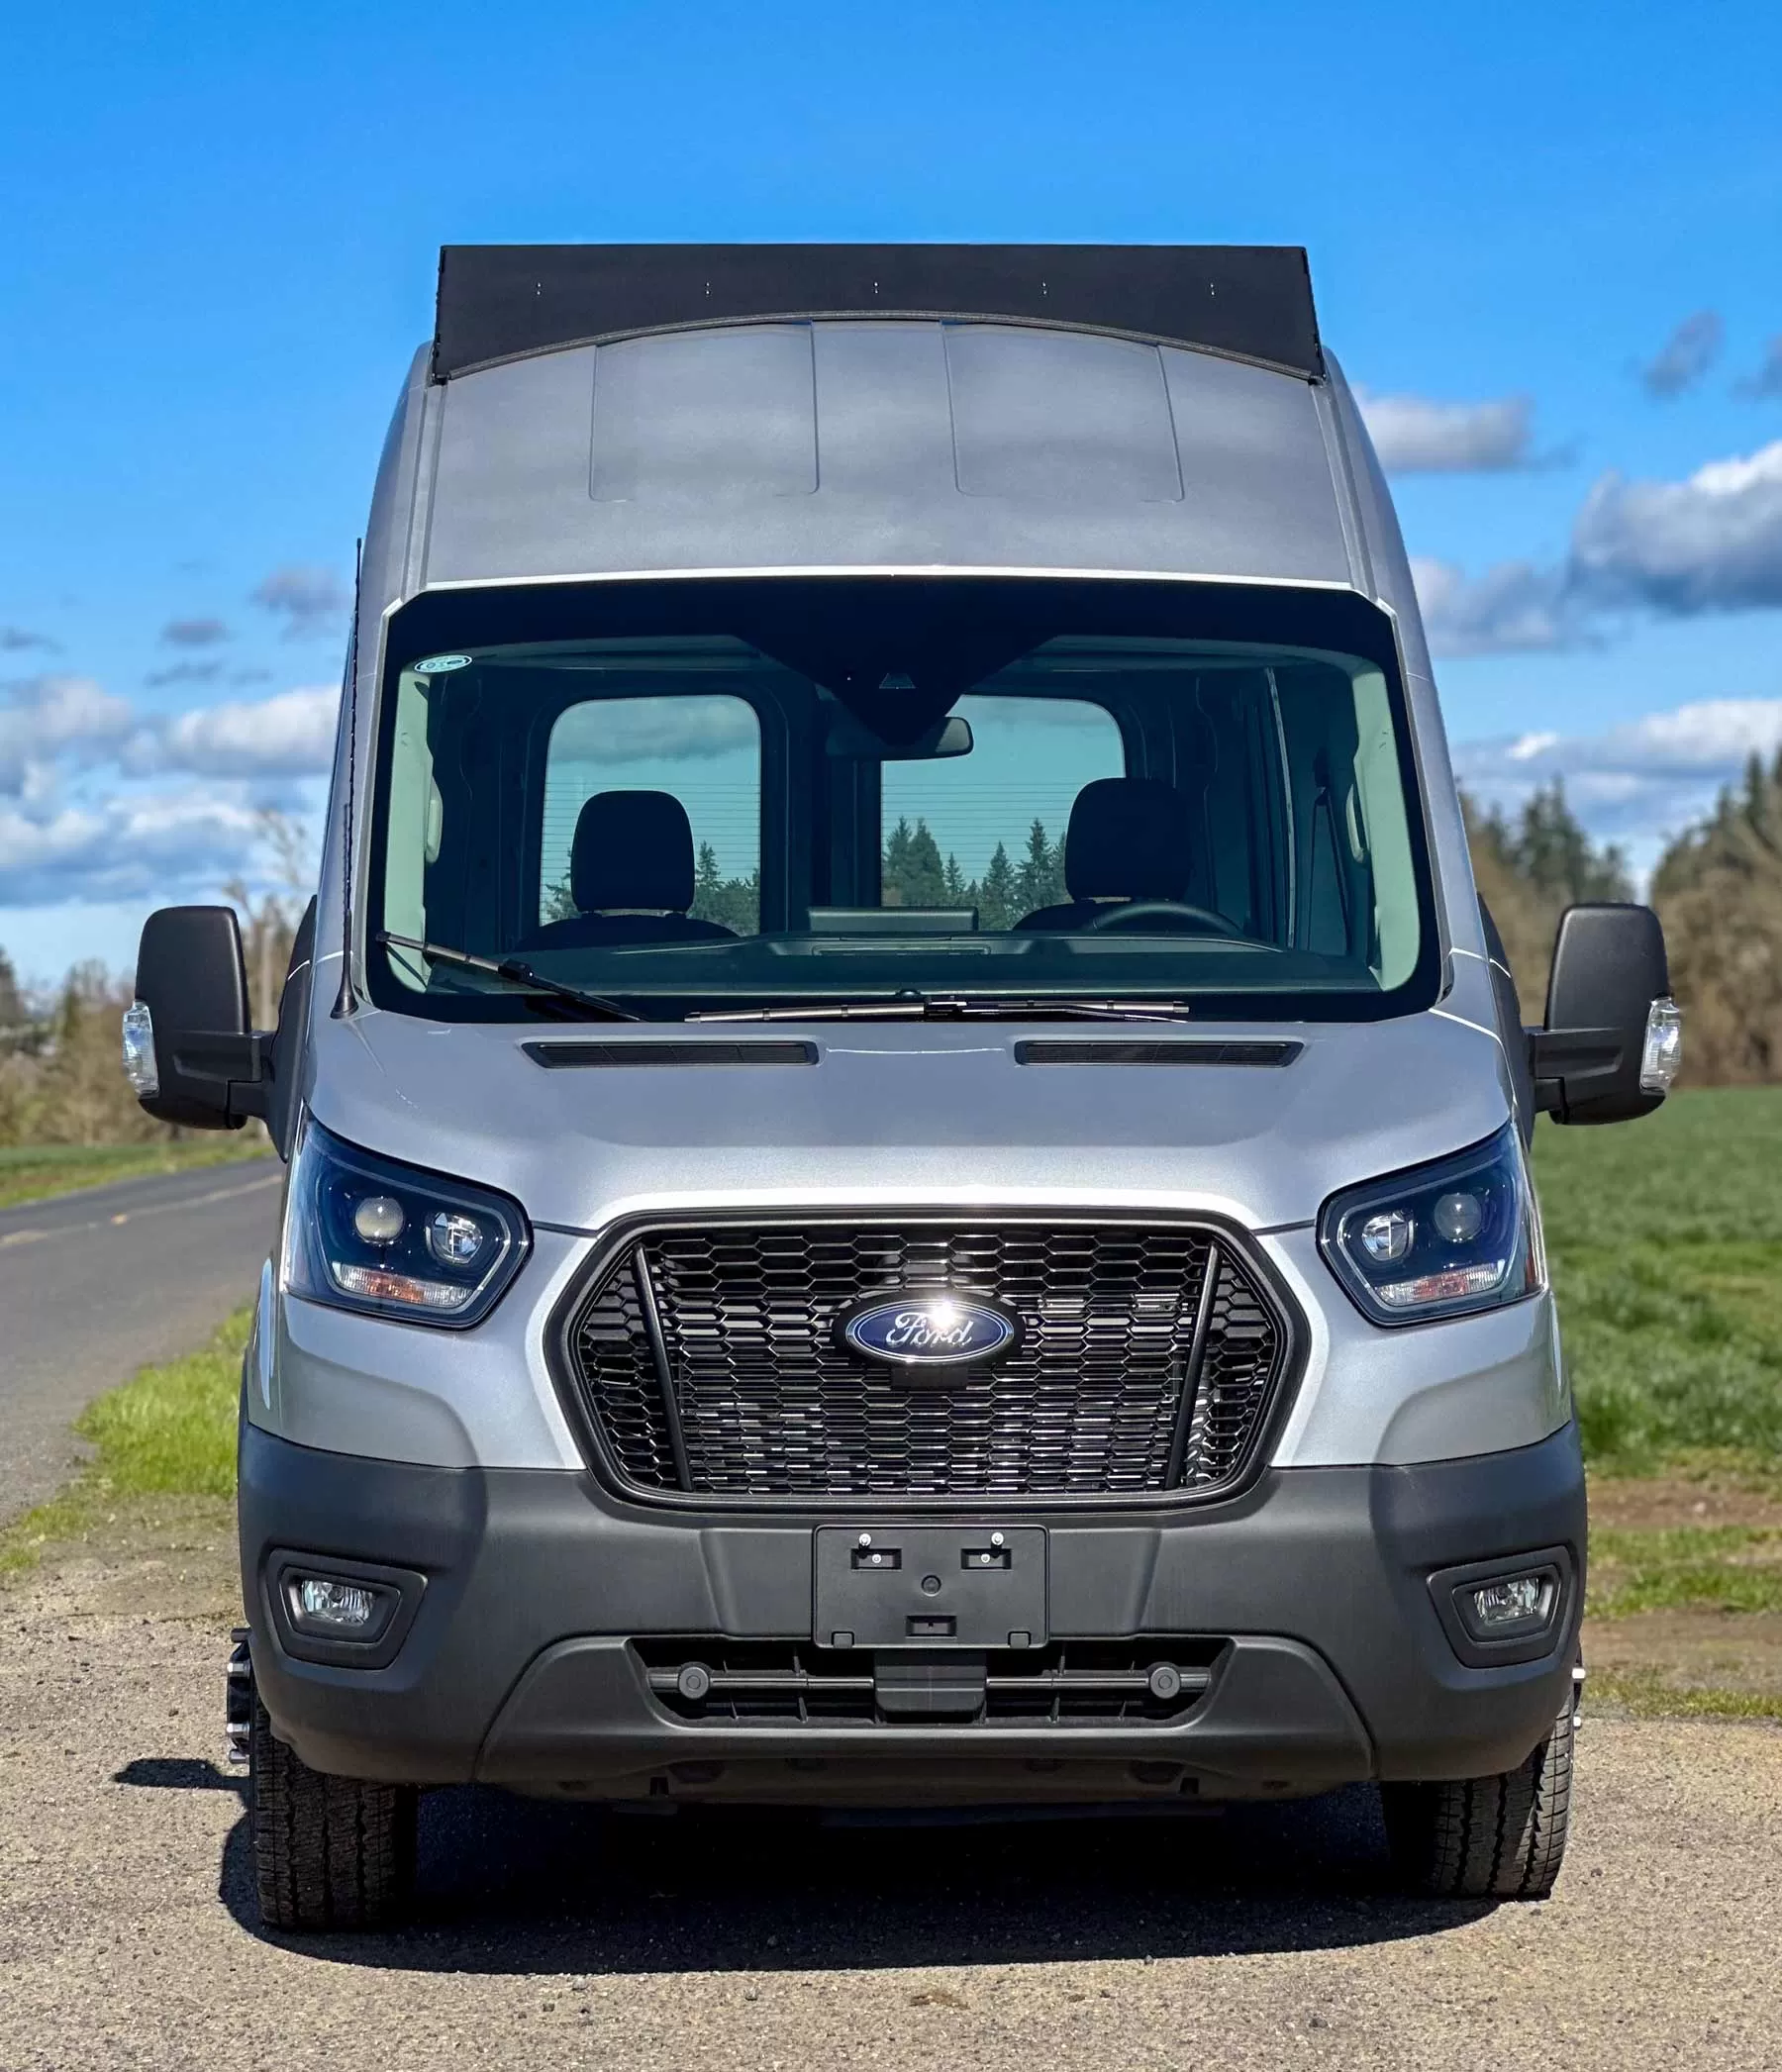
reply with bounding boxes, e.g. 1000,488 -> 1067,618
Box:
565,1221 -> 1290,1503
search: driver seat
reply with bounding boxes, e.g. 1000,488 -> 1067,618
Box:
1013,776 -> 1195,931
521,790 -> 737,949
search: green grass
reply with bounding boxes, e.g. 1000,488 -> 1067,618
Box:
1534,1088 -> 1782,1474
1589,1526 -> 1782,1618
0,1138 -> 270,1212
1588,1669 -> 1782,1722
0,1309 -> 248,1577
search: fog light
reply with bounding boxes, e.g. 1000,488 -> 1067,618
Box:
289,1577 -> 380,1630
1456,1568 -> 1556,1640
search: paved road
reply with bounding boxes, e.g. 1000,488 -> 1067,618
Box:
0,1572 -> 1778,2071
0,1159 -> 282,1524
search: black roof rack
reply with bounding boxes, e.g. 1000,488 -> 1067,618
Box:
432,244 -> 1323,383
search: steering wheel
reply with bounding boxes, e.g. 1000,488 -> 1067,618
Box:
1082,899 -> 1246,939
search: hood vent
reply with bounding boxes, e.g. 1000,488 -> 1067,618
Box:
1013,1038 -> 1301,1067
523,1039 -> 818,1068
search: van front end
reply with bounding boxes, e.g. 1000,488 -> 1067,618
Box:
240,1130 -> 1588,1817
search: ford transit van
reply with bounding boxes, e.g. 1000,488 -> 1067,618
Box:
125,246 -> 1682,1929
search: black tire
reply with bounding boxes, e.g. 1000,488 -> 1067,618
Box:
1380,1693 -> 1574,1900
250,1689 -> 417,1931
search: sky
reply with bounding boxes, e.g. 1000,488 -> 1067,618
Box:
3,1 -> 1781,981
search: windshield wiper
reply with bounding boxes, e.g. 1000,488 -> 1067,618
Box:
687,993 -> 1195,1024
377,931 -> 644,1022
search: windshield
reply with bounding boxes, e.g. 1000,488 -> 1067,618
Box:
367,578 -> 1437,1022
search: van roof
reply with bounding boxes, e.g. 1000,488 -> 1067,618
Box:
432,243 -> 1325,382
400,243 -> 1379,597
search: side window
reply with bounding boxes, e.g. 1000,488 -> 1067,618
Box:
382,671 -> 442,985
879,695 -> 1125,927
540,694 -> 762,934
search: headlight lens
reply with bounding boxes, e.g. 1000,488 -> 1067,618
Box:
1320,1123 -> 1544,1326
282,1117 -> 529,1328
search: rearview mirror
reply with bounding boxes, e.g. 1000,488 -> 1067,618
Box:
125,905 -> 268,1130
1527,902 -> 1681,1126
826,714 -> 973,760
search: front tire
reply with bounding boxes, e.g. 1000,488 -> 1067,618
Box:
249,1690 -> 418,1931
1380,1692 -> 1574,1900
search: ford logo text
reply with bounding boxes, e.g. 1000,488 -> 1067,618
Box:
840,1295 -> 1019,1367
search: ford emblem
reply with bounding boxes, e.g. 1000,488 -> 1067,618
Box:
839,1294 -> 1019,1367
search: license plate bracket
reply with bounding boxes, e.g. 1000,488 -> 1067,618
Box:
814,1526 -> 1047,1648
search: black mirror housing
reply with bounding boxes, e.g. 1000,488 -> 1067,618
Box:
1528,902 -> 1676,1126
130,905 -> 269,1130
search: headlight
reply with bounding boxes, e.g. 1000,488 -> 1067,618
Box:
282,1117 -> 529,1328
1319,1123 -> 1544,1327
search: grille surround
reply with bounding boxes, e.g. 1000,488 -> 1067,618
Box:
552,1212 -> 1298,1512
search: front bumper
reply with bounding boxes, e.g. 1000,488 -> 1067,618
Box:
241,1419 -> 1586,1800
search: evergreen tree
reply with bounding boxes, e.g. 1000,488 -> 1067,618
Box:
1015,819 -> 1064,915
974,841 -> 1017,932
1507,780 -> 1632,907
881,817 -> 946,908
942,851 -> 967,906
0,948 -> 24,1036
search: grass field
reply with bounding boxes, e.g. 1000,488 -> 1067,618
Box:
0,1138 -> 269,1212
1534,1087 -> 1782,1479
5,1090 -> 1781,1716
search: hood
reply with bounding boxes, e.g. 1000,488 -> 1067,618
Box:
302,1007 -> 1511,1233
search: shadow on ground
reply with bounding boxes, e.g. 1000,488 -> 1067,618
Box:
119,1763 -> 1494,1972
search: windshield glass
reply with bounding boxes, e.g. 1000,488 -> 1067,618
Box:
368,578 -> 1436,1022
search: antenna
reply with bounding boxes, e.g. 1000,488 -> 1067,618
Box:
331,540 -> 364,1019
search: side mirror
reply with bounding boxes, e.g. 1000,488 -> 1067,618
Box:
124,906 -> 269,1131
1527,902 -> 1682,1126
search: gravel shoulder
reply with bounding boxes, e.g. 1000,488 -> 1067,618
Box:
2,1542 -> 1779,2072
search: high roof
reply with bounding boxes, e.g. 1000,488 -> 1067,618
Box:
433,244 -> 1324,382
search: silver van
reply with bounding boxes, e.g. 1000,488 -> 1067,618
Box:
126,245 -> 1682,1930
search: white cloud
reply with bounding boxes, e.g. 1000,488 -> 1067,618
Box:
1409,555 -> 1584,656
1356,389 -> 1535,473
0,675 -> 137,795
1641,310 -> 1723,398
154,684 -> 338,778
1570,439 -> 1782,613
0,787 -> 267,907
0,673 -> 335,912
549,693 -> 759,764
1454,694 -> 1782,868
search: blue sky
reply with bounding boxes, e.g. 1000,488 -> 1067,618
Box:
4,1 -> 1781,978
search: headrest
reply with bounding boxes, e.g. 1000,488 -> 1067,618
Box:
571,790 -> 696,914
1064,778 -> 1192,902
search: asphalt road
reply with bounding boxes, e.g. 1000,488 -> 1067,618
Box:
0,1158 -> 282,1524
0,1573 -> 1778,2072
